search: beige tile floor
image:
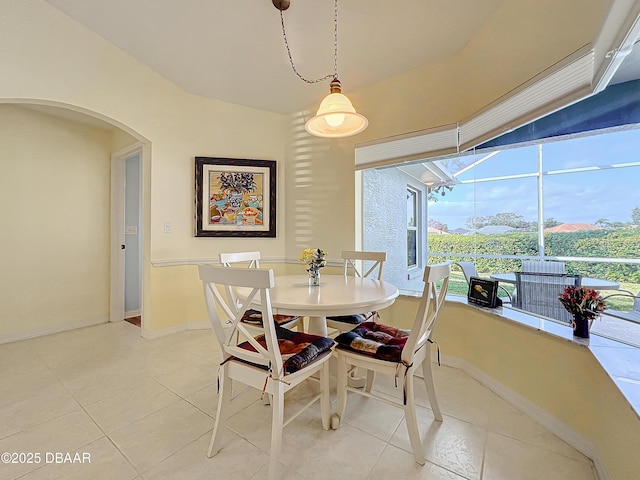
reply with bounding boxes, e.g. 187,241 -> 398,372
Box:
0,322 -> 597,480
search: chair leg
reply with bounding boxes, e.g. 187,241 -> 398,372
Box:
403,371 -> 426,465
268,383 -> 285,480
345,366 -> 367,389
421,355 -> 442,422
208,365 -> 231,457
320,360 -> 331,430
334,353 -> 349,428
364,369 -> 375,393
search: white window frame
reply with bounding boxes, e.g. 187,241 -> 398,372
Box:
406,186 -> 420,272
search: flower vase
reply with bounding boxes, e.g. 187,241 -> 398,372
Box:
308,268 -> 320,286
572,315 -> 590,339
227,191 -> 244,211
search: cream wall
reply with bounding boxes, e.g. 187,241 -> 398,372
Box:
0,0 -> 618,336
0,105 -> 112,338
283,0 -> 612,258
0,1 -> 638,476
0,0 -> 288,336
382,298 -> 640,480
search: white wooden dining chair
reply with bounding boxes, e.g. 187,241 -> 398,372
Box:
199,265 -> 333,480
325,250 -> 387,333
332,261 -> 451,465
219,251 -> 303,331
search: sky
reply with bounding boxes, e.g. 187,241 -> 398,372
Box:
428,128 -> 640,230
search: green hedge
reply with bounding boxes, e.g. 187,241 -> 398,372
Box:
428,229 -> 640,282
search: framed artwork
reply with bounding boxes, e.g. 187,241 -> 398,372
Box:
195,157 -> 276,237
467,276 -> 502,308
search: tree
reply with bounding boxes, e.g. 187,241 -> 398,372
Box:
632,207 -> 640,225
466,212 -> 533,230
465,216 -> 486,230
543,218 -> 562,228
427,185 -> 454,203
595,218 -> 610,228
428,219 -> 448,231
490,212 -> 528,228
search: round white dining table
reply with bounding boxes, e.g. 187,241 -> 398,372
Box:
489,273 -> 620,290
260,274 -> 399,336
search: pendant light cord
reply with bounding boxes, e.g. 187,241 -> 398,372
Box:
279,0 -> 338,84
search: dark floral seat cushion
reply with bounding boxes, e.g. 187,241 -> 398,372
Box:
241,308 -> 301,327
239,326 -> 335,374
326,310 -> 378,325
335,322 -> 410,362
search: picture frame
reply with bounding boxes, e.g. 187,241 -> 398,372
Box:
195,157 -> 276,237
467,276 -> 502,308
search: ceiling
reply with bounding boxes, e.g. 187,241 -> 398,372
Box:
44,0 -> 506,115
35,0 -> 640,132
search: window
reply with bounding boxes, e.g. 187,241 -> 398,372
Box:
363,126 -> 640,345
407,187 -> 419,268
425,129 -> 640,270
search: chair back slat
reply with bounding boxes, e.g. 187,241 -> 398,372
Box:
219,251 -> 261,269
342,250 -> 386,280
218,251 -> 262,314
522,260 -> 565,273
199,265 -> 284,376
515,272 -> 581,323
401,261 -> 451,366
454,261 -> 478,283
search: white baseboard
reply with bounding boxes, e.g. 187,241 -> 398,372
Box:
0,316 -> 109,344
141,320 -> 209,339
0,312 -> 207,344
440,354 -> 608,480
188,321 -> 210,331
124,309 -> 141,319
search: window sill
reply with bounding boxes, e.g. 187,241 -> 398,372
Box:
407,268 -> 422,280
441,294 -> 640,419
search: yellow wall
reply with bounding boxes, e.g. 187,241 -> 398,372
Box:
0,0 -> 288,335
0,2 -> 638,476
0,105 -> 112,338
0,0 -> 616,335
283,0 -> 611,258
149,260 -> 303,334
383,297 -> 640,480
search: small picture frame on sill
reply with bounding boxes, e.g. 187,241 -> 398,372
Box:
467,276 -> 502,308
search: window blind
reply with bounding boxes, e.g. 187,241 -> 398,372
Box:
355,123 -> 458,170
355,45 -> 595,169
458,46 -> 594,150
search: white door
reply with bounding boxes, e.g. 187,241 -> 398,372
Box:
124,152 -> 141,316
111,145 -> 143,322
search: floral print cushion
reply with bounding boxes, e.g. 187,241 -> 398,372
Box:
335,322 -> 410,362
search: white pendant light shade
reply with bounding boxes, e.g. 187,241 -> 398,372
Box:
274,2 -> 368,138
305,78 -> 368,138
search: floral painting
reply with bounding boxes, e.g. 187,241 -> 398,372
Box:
195,157 -> 276,237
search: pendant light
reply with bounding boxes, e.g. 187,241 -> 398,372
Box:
273,0 -> 368,138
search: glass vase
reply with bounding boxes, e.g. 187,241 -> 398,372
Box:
572,315 -> 590,338
308,268 -> 320,286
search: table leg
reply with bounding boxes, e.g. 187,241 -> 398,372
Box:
307,316 -> 327,336
307,316 -> 367,388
